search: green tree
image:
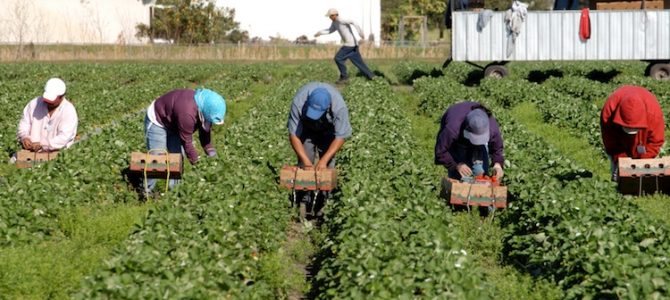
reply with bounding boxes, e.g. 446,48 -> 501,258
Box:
382,0 -> 447,41
136,0 -> 247,44
381,0 -> 406,40
406,0 -> 447,39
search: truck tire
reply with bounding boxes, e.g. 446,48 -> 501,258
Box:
484,64 -> 509,78
649,63 -> 670,80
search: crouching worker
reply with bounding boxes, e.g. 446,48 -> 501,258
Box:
601,85 -> 664,181
144,88 -> 226,196
287,82 -> 351,220
435,101 -> 504,181
15,78 -> 78,160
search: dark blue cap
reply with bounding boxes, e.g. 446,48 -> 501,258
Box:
305,88 -> 331,120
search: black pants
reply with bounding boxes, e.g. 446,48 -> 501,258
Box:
296,133 -> 335,212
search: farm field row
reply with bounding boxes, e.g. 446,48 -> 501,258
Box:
413,61 -> 670,298
0,60 -> 669,299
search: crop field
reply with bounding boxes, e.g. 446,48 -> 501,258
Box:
1,59 -> 669,299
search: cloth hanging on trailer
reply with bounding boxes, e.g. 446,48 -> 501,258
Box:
579,8 -> 591,41
477,9 -> 494,32
504,1 -> 528,57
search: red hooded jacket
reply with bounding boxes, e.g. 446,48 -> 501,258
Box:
600,85 -> 665,161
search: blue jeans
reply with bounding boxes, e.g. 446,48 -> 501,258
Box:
608,155 -> 618,182
335,46 -> 374,79
144,116 -> 182,194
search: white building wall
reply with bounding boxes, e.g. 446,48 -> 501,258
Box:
452,10 -> 670,61
0,0 -> 150,44
216,0 -> 382,46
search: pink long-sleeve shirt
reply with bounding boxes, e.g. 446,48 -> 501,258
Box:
17,97 -> 78,151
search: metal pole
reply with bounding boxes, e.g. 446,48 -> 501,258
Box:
398,16 -> 405,46
423,16 -> 428,48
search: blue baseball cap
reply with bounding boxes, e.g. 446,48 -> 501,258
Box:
463,109 -> 490,145
305,88 -> 331,120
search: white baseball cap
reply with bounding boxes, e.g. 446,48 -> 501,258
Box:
325,8 -> 338,16
43,78 -> 66,102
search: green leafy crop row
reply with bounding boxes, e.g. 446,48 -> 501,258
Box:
499,111 -> 670,300
76,79 -> 306,298
0,63 -> 308,247
0,115 -> 145,245
312,79 -> 492,298
412,74 -> 670,299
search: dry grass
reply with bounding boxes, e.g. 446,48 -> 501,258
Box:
0,43 -> 450,61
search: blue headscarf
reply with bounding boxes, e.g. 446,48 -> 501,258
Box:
194,88 -> 226,125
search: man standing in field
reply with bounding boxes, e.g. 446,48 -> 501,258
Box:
16,78 -> 78,153
600,85 -> 665,181
143,88 -> 226,195
435,101 -> 505,181
315,8 -> 375,84
287,82 -> 351,220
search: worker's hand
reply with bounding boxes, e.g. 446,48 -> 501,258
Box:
492,163 -> 504,180
457,163 -> 473,177
314,32 -> 321,38
302,165 -> 314,171
206,148 -> 217,158
31,142 -> 42,152
21,138 -> 32,150
315,161 -> 328,171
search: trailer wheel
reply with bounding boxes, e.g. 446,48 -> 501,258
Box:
484,65 -> 509,78
650,63 -> 670,80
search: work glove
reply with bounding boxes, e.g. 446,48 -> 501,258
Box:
492,163 -> 504,180
457,163 -> 473,178
206,148 -> 217,158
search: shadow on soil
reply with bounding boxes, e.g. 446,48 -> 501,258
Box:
464,69 -> 485,86
527,69 -> 564,83
586,69 -> 620,83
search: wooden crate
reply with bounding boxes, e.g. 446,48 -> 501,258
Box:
440,177 -> 507,208
618,157 -> 670,195
596,1 -> 664,10
280,166 -> 337,191
129,152 -> 183,179
16,150 -> 59,169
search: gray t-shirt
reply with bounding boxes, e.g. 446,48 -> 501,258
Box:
287,82 -> 352,139
317,17 -> 364,47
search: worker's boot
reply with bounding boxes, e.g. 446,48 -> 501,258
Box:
336,77 -> 349,85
